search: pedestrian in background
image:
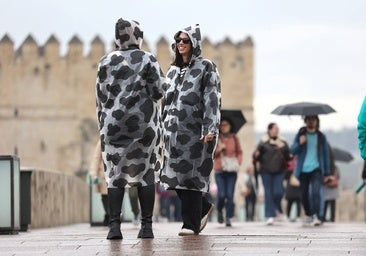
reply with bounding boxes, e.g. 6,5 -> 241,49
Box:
96,18 -> 165,239
156,183 -> 171,222
240,166 -> 257,221
253,123 -> 291,225
89,140 -> 109,226
358,96 -> 366,161
214,117 -> 243,227
323,146 -> 340,222
291,116 -> 331,226
128,187 -> 140,226
160,24 -> 221,236
284,157 -> 302,222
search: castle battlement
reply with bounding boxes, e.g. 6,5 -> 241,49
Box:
0,34 -> 253,64
0,33 -> 255,176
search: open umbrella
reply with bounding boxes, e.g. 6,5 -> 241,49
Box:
331,147 -> 354,162
221,109 -> 246,134
271,102 -> 336,116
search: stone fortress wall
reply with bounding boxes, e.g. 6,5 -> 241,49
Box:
0,33 -> 255,176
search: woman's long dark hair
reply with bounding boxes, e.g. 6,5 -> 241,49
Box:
220,117 -> 235,134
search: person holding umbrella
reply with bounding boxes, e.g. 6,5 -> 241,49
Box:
253,123 -> 291,225
160,24 -> 221,236
214,117 -> 243,227
291,115 -> 331,226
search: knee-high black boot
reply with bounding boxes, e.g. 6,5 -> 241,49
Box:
107,188 -> 124,240
101,194 -> 109,226
137,184 -> 155,238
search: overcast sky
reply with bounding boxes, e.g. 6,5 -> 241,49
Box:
1,0 -> 365,132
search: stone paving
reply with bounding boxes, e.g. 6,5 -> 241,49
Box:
0,221 -> 365,255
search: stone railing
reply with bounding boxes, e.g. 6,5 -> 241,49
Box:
337,188 -> 366,222
26,168 -> 89,228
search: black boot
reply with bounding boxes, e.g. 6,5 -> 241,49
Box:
137,184 -> 155,238
101,194 -> 109,226
107,188 -> 124,240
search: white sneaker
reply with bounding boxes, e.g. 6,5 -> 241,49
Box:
275,214 -> 287,222
311,215 -> 323,226
303,216 -> 313,227
132,215 -> 139,226
266,217 -> 274,225
200,204 -> 215,232
178,228 -> 196,236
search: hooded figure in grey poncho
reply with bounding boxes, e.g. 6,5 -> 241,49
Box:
160,24 -> 221,236
95,18 -> 166,240
160,24 -> 221,193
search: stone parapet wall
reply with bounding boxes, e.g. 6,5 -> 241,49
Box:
29,169 -> 89,228
337,188 -> 366,222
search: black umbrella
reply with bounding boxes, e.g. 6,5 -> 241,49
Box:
271,102 -> 336,116
332,147 -> 354,162
221,109 -> 247,134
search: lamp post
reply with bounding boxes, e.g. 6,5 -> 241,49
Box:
0,155 -> 20,234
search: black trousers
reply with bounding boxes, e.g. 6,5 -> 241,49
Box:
175,189 -> 211,234
324,200 -> 336,222
286,199 -> 301,218
245,195 -> 256,221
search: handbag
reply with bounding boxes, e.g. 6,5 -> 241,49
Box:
289,174 -> 300,187
325,175 -> 339,188
221,156 -> 240,172
220,135 -> 240,172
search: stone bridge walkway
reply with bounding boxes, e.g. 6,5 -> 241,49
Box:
0,222 -> 365,255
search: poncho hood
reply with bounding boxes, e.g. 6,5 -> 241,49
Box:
114,18 -> 143,50
173,24 -> 202,60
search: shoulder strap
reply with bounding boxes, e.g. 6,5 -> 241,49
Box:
233,135 -> 239,157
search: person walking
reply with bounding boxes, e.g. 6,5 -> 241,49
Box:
284,158 -> 302,222
291,115 -> 331,226
160,24 -> 221,236
253,123 -> 291,225
95,18 -> 165,239
89,140 -> 109,226
358,96 -> 366,160
323,146 -> 340,222
240,166 -> 257,221
128,187 -> 140,226
214,117 -> 243,226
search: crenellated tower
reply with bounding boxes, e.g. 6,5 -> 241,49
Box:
0,33 -> 255,176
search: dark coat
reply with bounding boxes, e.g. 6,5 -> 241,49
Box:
254,134 -> 291,174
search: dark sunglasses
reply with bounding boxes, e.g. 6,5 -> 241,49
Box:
175,37 -> 191,44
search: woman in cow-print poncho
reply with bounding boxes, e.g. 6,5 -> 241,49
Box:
96,18 -> 165,240
160,24 -> 221,236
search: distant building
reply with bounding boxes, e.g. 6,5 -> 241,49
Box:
0,33 -> 255,175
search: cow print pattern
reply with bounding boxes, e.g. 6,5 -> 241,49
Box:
160,24 -> 221,193
96,18 -> 166,188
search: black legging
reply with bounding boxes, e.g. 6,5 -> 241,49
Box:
324,200 -> 336,222
286,199 -> 301,218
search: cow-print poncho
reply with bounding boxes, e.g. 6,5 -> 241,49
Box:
160,24 -> 221,192
95,18 -> 166,188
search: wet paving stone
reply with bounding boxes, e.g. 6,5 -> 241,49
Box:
0,222 -> 365,255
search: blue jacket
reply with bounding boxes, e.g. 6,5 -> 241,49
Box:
291,128 -> 331,179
